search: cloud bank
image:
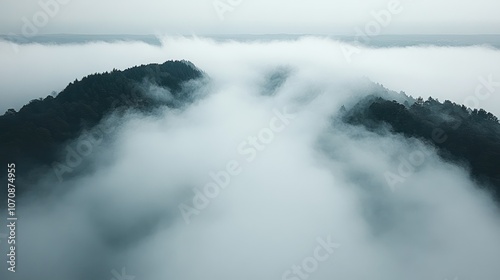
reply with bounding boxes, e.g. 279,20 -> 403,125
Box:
1,36 -> 499,116
1,37 -> 500,280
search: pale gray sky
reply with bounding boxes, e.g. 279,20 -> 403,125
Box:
1,0 -> 499,35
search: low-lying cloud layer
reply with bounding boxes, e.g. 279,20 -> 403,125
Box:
1,36 -> 499,116
1,37 -> 500,280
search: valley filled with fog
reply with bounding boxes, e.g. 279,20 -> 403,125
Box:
1,36 -> 500,280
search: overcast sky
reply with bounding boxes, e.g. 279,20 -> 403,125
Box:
1,0 -> 499,35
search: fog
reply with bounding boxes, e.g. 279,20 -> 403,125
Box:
1,37 -> 500,280
1,37 -> 499,116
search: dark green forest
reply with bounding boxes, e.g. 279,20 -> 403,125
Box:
342,94 -> 500,200
0,60 -> 204,184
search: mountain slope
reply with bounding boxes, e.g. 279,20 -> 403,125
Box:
0,60 -> 204,183
342,94 -> 500,199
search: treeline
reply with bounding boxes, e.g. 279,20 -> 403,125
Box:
343,95 -> 500,200
0,60 -> 204,183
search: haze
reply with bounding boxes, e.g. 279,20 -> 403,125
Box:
1,0 -> 500,35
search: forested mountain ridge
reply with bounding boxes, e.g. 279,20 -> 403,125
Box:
1,60 -> 499,205
0,60 -> 204,183
342,94 -> 500,200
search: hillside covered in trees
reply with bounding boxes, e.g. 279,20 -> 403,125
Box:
342,94 -> 500,200
1,61 -> 499,205
0,60 -> 204,184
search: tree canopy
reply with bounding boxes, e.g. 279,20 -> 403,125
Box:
0,60 -> 204,184
343,94 -> 500,200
